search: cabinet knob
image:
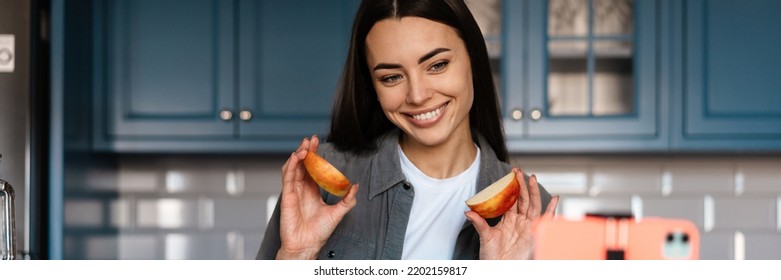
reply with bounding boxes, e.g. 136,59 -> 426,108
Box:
239,110 -> 253,121
510,109 -> 523,121
219,109 -> 233,121
530,108 -> 542,121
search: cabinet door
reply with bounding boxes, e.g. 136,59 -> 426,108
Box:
101,0 -> 235,138
675,0 -> 781,150
238,0 -> 358,140
504,0 -> 663,152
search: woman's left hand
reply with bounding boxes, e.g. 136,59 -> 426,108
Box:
465,167 -> 559,260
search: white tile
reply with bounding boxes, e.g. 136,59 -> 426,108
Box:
591,164 -> 662,196
666,162 -> 734,195
110,199 -> 133,228
120,235 -> 159,260
213,198 -> 266,229
523,166 -> 589,195
242,160 -> 286,194
118,169 -> 159,192
64,200 -> 103,227
713,198 -> 776,230
82,169 -> 118,191
744,232 -> 781,260
227,231 -> 245,260
699,232 -> 734,260
165,168 -> 229,194
642,197 -> 704,230
226,170 -> 245,196
559,196 -> 632,219
85,235 -> 159,260
137,199 -> 199,229
738,162 -> 781,194
267,195 -> 279,225
84,236 -> 118,260
164,233 -> 230,260
243,231 -> 263,260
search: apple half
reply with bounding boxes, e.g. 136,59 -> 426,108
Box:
465,171 -> 520,219
303,150 -> 351,197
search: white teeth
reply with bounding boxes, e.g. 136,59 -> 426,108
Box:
412,104 -> 446,121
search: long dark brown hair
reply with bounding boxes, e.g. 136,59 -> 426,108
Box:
327,0 -> 508,162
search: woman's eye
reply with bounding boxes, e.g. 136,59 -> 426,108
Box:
380,74 -> 402,84
429,60 -> 449,72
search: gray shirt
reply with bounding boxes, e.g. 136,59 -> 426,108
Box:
256,129 -> 552,260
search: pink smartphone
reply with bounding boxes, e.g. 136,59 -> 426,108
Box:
534,215 -> 700,260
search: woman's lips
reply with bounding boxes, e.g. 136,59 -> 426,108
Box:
405,102 -> 449,128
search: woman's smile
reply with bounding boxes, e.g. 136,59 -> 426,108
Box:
405,101 -> 449,128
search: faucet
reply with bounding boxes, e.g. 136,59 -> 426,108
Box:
0,179 -> 16,260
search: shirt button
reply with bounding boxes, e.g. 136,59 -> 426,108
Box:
403,183 -> 411,190
328,250 -> 335,258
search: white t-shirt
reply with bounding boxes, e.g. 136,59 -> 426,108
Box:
399,144 -> 480,260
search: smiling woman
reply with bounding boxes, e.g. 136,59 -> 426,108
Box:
257,0 -> 556,260
366,17 -> 475,158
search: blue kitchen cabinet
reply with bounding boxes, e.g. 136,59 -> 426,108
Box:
236,0 -> 356,139
93,0 -> 358,152
502,0 -> 667,153
95,0 -> 235,139
671,0 -> 781,151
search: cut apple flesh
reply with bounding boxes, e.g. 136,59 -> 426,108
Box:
466,171 -> 520,219
303,151 -> 351,197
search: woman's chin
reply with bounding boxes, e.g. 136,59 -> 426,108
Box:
402,129 -> 450,147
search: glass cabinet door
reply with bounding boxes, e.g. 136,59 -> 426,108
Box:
547,0 -> 634,117
505,0 -> 658,140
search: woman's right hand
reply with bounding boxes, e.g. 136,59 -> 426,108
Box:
276,135 -> 359,260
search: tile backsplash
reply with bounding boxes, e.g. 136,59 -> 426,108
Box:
63,154 -> 781,260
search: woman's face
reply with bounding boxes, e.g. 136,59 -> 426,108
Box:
365,16 -> 474,147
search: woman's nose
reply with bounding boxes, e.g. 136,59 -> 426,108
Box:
405,75 -> 432,105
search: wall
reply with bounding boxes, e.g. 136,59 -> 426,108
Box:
62,154 -> 781,260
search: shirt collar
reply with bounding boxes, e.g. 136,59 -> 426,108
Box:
368,129 -> 407,200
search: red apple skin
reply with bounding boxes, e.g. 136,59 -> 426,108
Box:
467,177 -> 520,219
303,151 -> 351,197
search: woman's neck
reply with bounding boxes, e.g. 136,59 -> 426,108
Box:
399,129 -> 478,179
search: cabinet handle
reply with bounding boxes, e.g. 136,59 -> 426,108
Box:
239,110 -> 253,121
510,109 -> 523,121
530,108 -> 542,121
219,109 -> 233,121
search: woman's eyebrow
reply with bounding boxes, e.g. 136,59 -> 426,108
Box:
372,48 -> 451,71
373,63 -> 402,71
418,48 -> 450,64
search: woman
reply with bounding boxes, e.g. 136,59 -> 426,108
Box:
257,0 -> 558,260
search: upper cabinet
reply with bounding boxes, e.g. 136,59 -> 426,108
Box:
237,0 -> 356,139
96,0 -> 235,138
501,0 -> 666,152
93,0 -> 358,152
672,0 -> 781,151
89,0 -> 780,153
